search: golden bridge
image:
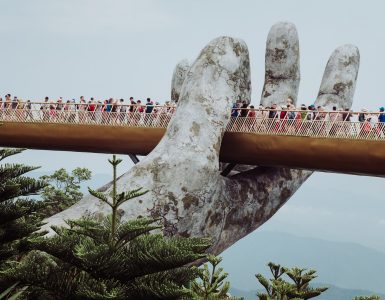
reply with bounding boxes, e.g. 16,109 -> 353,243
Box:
1,103 -> 385,177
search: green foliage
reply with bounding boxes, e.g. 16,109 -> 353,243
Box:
0,148 -> 47,293
0,282 -> 27,300
256,262 -> 328,300
354,296 -> 381,300
3,155 -> 211,300
39,167 -> 91,217
191,255 -> 243,300
0,148 -> 47,264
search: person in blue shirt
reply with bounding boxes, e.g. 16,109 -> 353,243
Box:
105,99 -> 112,113
378,107 -> 385,136
231,102 -> 239,117
379,107 -> 385,122
145,98 -> 154,114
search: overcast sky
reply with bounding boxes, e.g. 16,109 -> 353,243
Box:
2,0 -> 385,252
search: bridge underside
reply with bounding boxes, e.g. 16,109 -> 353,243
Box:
1,122 -> 385,177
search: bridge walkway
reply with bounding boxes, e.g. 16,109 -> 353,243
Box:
1,103 -> 385,177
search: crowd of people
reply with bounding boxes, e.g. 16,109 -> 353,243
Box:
0,94 -> 175,114
0,94 -> 177,124
230,97 -> 385,137
1,94 -> 385,137
231,97 -> 385,123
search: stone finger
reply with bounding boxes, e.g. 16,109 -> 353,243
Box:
171,59 -> 190,103
261,22 -> 300,107
154,36 -> 251,171
315,44 -> 360,109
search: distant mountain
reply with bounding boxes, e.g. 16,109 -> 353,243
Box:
221,231 -> 385,294
230,285 -> 385,300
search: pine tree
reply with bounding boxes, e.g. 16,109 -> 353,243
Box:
0,148 -> 46,266
191,255 -> 243,300
256,262 -> 328,300
0,148 -> 47,293
2,155 -> 211,300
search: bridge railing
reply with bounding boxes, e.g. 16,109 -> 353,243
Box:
227,115 -> 385,140
0,102 -> 175,128
1,102 -> 385,141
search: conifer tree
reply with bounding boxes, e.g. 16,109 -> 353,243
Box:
256,262 -> 328,300
0,148 -> 46,265
0,148 -> 47,292
191,255 -> 243,300
2,155 -> 211,300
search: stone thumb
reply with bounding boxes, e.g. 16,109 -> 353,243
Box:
150,36 -> 251,171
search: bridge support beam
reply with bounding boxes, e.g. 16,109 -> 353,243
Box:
221,163 -> 237,177
128,154 -> 140,165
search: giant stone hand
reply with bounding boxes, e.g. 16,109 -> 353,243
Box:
44,22 -> 360,254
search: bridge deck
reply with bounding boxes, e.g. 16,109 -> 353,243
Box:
1,121 -> 385,177
1,104 -> 385,176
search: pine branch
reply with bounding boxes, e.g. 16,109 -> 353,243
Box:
0,149 -> 26,162
66,218 -> 111,244
0,199 -> 44,226
0,177 -> 47,201
116,188 -> 149,207
87,188 -> 113,208
1,250 -> 113,300
126,267 -> 198,300
115,218 -> 162,248
0,164 -> 40,181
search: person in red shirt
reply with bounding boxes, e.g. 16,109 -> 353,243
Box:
137,100 -> 144,113
247,105 -> 256,118
246,105 -> 257,131
279,105 -> 288,132
88,98 -> 96,122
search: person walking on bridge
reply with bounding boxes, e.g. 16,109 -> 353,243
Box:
40,96 -> 49,122
16,98 -> 24,121
329,106 -> 339,136
68,99 -> 77,123
118,99 -> 127,124
4,94 -> 11,114
378,107 -> 385,137
144,98 -> 154,126
87,98 -> 97,122
78,97 -> 87,123
145,98 -> 154,114
231,102 -> 240,117
240,101 -> 249,118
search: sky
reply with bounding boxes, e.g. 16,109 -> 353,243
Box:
1,0 -> 385,253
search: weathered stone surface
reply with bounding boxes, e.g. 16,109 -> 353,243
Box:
44,23 -> 360,256
44,36 -> 252,252
316,45 -> 360,109
217,167 -> 312,252
171,59 -> 190,102
261,22 -> 300,107
234,28 -> 360,254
